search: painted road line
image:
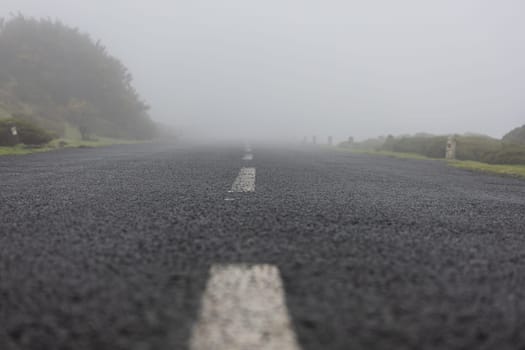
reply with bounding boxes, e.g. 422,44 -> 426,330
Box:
230,167 -> 256,192
189,264 -> 301,350
243,153 -> 253,161
245,144 -> 252,153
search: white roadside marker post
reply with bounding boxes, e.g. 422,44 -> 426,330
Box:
7,125 -> 19,146
446,136 -> 457,160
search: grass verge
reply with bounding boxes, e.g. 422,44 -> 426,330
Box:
0,144 -> 53,156
0,137 -> 148,156
49,137 -> 147,148
448,160 -> 525,178
330,146 -> 437,160
333,146 -> 525,179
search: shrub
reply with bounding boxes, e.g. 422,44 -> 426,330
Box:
339,136 -> 386,150
346,132 -> 525,165
455,136 -> 502,161
481,144 -> 525,165
0,118 -> 54,146
378,134 -> 525,164
503,125 -> 525,145
381,135 -> 448,158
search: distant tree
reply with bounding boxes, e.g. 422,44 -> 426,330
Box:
0,15 -> 156,139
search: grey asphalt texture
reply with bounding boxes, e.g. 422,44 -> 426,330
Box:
1,143 -> 525,350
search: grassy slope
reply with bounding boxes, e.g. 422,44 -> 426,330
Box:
333,146 -> 525,179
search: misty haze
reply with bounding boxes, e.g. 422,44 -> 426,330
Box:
1,1 -> 525,350
3,0 -> 525,142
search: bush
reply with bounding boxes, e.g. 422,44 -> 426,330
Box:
455,135 -> 502,161
381,135 -> 448,158
339,136 -> 386,150
0,118 -> 54,146
481,144 -> 525,164
503,125 -> 525,145
343,131 -> 525,165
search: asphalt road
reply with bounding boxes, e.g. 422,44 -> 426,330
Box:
1,143 -> 525,350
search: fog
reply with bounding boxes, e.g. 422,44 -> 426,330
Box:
2,0 -> 525,142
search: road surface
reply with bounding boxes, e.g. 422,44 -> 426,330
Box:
1,143 -> 525,350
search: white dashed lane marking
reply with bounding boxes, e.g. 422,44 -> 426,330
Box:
190,264 -> 302,350
230,167 -> 256,193
210,148 -> 299,347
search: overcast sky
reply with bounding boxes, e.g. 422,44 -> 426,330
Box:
2,0 -> 525,141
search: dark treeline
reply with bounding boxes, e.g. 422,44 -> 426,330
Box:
0,15 -> 156,141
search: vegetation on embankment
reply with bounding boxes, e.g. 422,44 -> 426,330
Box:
334,147 -> 433,160
0,136 -> 148,156
331,146 -> 525,178
0,15 -> 157,149
339,131 -> 525,165
336,125 -> 525,178
1,118 -> 148,156
0,118 -> 54,146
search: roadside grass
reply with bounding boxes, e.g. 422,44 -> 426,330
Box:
332,146 -> 525,179
355,149 -> 435,160
330,146 -> 438,161
0,144 -> 53,156
49,137 -> 147,148
448,160 -> 525,178
0,137 -> 148,156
